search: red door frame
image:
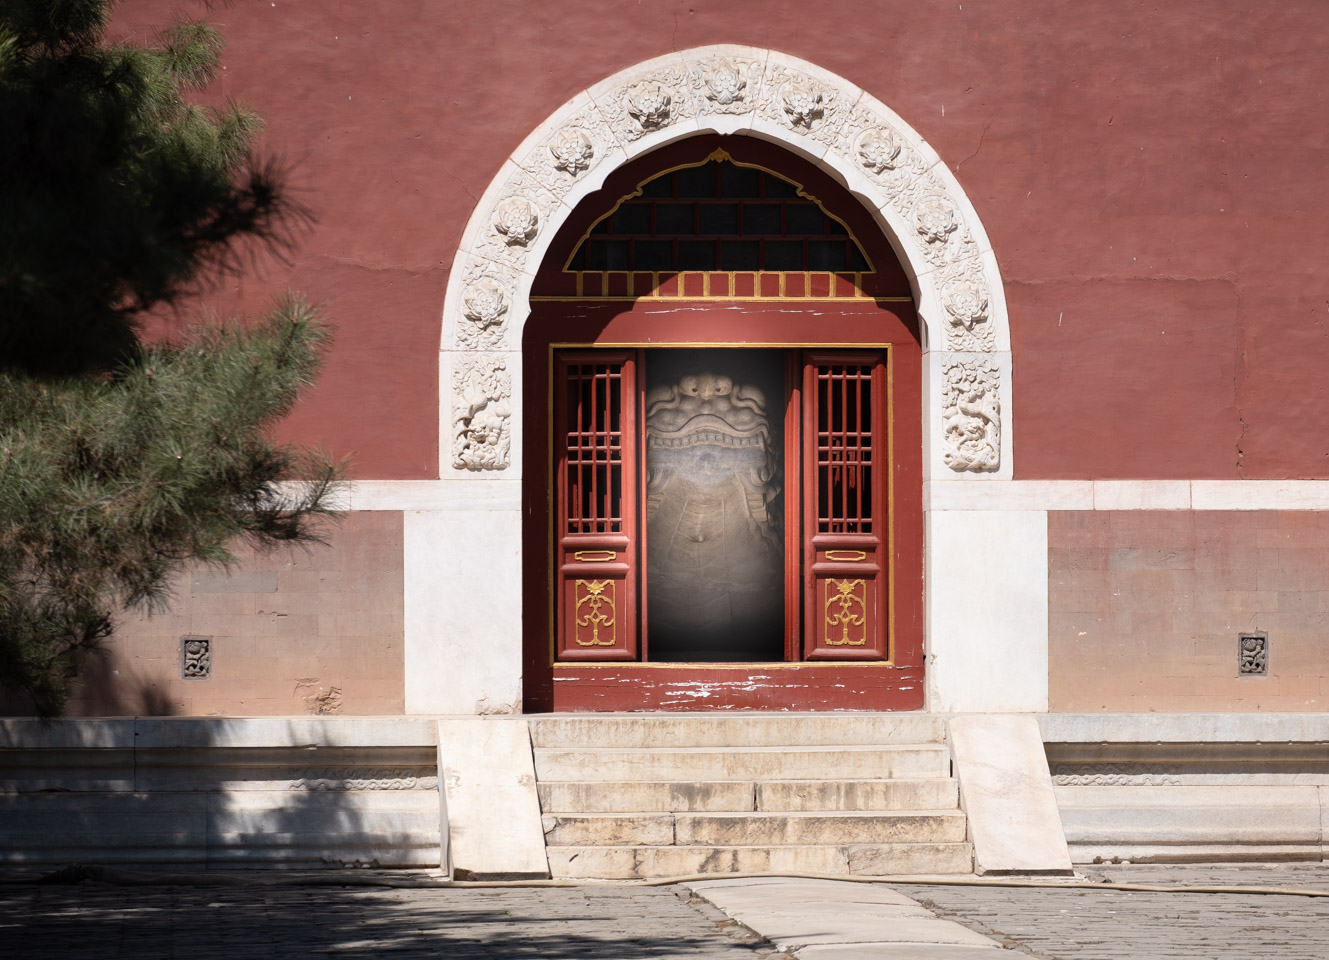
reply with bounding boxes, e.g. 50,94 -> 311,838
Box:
520,134 -> 923,711
521,302 -> 923,711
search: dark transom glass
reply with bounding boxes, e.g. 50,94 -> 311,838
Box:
570,159 -> 871,273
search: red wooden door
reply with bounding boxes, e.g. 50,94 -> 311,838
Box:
554,351 -> 639,661
802,351 -> 890,660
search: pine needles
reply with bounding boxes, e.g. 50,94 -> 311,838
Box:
0,1 -> 342,714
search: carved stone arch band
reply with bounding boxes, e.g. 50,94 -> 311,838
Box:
440,46 -> 1011,478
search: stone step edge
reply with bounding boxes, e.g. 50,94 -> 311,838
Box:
533,744 -> 949,755
546,842 -> 976,878
543,809 -> 968,820
536,776 -> 959,784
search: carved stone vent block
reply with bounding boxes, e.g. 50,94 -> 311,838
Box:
181,635 -> 211,679
1239,632 -> 1268,675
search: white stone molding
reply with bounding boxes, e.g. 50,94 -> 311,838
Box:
439,45 -> 1012,481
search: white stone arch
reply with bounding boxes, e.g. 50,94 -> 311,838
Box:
418,47 -> 1042,717
440,45 -> 1011,483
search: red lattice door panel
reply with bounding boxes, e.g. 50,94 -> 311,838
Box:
802,351 -> 890,660
554,351 -> 639,661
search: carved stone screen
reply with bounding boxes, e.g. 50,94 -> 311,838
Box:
644,350 -> 785,661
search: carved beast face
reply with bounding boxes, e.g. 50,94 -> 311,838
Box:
645,372 -> 774,485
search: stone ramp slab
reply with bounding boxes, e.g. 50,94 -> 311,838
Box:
688,877 -> 1012,955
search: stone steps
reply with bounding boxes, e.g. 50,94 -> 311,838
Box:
547,841 -> 975,879
528,714 -> 947,748
537,777 -> 959,813
534,744 -> 951,781
532,714 -> 972,879
543,810 -> 968,846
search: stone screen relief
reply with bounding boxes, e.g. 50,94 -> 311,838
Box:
644,351 -> 784,661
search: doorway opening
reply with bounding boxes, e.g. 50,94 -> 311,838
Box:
522,135 -> 923,711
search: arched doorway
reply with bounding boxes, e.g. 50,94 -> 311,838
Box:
431,46 -> 1020,718
521,135 -> 923,710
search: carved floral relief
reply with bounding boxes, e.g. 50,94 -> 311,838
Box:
690,57 -> 764,117
855,126 -> 902,173
703,59 -> 746,105
780,78 -> 826,129
625,80 -> 673,130
458,276 -> 509,349
915,196 -> 958,245
445,50 -> 1008,473
493,197 -> 540,246
548,126 -> 595,175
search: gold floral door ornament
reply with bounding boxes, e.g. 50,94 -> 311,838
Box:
573,579 -> 617,647
824,579 -> 867,646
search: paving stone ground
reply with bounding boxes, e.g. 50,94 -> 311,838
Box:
6,864 -> 1329,959
896,863 -> 1329,960
0,877 -> 778,960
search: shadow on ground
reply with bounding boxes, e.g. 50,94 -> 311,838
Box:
0,880 -> 771,960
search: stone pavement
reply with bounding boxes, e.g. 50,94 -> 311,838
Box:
0,876 -> 777,960
5,864 -> 1329,959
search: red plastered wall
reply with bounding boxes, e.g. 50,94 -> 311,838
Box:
111,1 -> 1329,479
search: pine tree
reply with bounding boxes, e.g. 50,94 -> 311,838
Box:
0,0 -> 342,715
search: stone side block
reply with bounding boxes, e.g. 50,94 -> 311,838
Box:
949,714 -> 1073,875
0,748 -> 135,793
0,718 -> 135,750
438,717 -> 548,879
131,746 -> 437,792
674,812 -> 967,846
205,790 -> 440,867
926,511 -> 1049,712
1039,713 -> 1329,744
1093,480 -> 1192,510
756,779 -> 959,812
405,507 -> 524,714
0,793 -> 209,865
1068,842 -> 1323,864
845,842 -> 974,875
541,813 -> 675,846
131,717 -> 437,750
1055,784 -> 1323,846
538,780 -> 755,813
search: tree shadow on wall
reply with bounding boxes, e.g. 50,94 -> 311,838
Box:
0,648 -> 176,718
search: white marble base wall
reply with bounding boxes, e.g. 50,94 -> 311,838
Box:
926,510 -> 1049,713
402,481 -> 523,715
1041,715 -> 1329,864
0,718 -> 442,868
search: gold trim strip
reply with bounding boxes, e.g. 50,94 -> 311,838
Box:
573,550 -> 617,562
551,659 -> 898,669
532,296 -> 914,303
824,550 -> 868,562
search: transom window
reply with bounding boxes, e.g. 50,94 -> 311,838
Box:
566,154 -> 872,274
